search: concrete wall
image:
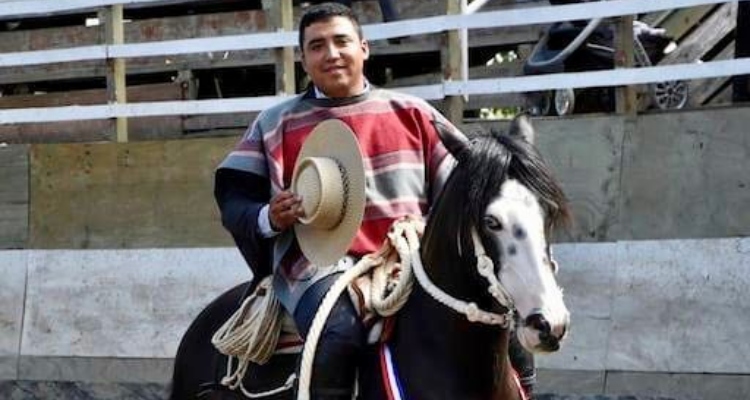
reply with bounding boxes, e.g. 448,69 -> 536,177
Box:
3,106 -> 749,250
468,105 -> 750,243
0,248 -> 248,384
539,238 -> 750,399
1,238 -> 749,398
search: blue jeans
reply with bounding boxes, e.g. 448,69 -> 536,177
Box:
293,273 -> 365,399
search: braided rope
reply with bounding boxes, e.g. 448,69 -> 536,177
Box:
471,229 -> 515,309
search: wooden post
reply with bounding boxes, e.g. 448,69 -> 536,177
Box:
176,70 -> 198,100
615,15 -> 637,115
442,0 -> 465,124
104,4 -> 128,142
269,0 -> 296,95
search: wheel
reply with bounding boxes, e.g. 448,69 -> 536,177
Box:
554,88 -> 576,116
526,91 -> 554,116
652,80 -> 689,110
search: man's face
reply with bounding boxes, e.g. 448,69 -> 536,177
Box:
301,16 -> 369,98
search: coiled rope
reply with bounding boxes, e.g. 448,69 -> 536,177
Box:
211,276 -> 296,398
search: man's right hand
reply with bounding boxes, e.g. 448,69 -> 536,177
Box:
269,190 -> 305,232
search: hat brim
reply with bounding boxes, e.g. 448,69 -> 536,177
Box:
292,119 -> 365,267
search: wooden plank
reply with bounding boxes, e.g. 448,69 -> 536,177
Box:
462,92 -> 525,111
0,0 -> 206,19
384,59 -> 523,87
468,25 -> 545,47
708,83 -> 733,105
0,145 -> 29,249
656,5 -> 714,42
0,24 -> 100,53
182,112 -> 257,133
0,117 -> 183,144
28,137 -> 238,249
690,43 -> 733,105
0,83 -> 184,109
0,83 -> 185,143
660,2 -> 736,65
639,10 -> 673,27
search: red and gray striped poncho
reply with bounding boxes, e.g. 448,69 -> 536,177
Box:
218,88 -> 464,312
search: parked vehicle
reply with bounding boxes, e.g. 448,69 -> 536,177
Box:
523,1 -> 688,116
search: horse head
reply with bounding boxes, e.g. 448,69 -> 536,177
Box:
426,114 -> 571,354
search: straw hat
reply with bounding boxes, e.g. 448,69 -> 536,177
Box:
292,119 -> 366,267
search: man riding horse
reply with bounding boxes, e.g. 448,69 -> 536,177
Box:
214,3 -> 537,398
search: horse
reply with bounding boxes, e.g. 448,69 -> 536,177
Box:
169,114 -> 571,399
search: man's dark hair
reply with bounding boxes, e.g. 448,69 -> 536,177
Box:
298,2 -> 363,48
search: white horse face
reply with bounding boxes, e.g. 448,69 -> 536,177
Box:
483,179 -> 570,353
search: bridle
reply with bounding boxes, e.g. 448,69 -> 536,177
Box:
407,222 -> 516,328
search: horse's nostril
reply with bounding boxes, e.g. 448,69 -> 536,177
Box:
525,313 -> 551,334
540,335 -> 560,352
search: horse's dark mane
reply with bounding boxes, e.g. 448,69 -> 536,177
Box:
421,130 -> 570,297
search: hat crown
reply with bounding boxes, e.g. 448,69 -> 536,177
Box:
294,157 -> 347,230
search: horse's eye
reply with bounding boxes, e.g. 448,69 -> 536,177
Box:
484,215 -> 503,231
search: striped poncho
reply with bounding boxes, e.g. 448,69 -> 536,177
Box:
218,88 -> 464,311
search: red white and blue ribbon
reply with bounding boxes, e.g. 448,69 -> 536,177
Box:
379,343 -> 406,400
512,369 -> 529,400
379,342 -> 527,400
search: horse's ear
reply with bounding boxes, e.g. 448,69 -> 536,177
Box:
508,113 -> 536,145
433,119 -> 470,158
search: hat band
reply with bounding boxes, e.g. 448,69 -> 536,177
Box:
295,157 -> 348,230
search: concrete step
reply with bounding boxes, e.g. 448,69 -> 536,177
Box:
1,382 -> 690,400
538,395 -> 681,400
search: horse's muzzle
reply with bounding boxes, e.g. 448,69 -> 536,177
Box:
524,312 -> 568,352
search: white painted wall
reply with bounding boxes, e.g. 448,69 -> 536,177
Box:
1,237 -> 749,382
